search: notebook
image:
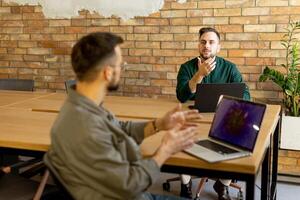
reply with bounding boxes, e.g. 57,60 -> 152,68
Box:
192,83 -> 245,112
185,95 -> 266,163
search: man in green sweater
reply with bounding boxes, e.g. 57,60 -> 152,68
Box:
176,27 -> 250,200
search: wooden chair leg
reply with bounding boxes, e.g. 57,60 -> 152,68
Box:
33,170 -> 49,200
195,177 -> 208,198
229,182 -> 242,190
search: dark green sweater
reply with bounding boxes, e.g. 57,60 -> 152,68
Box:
176,56 -> 250,103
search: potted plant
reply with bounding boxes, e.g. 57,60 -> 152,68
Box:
259,21 -> 300,150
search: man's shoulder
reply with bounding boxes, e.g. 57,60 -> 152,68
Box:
217,56 -> 236,67
181,57 -> 198,67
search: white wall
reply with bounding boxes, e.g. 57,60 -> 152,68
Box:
4,0 -> 187,19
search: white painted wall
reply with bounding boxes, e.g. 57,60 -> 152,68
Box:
4,0 -> 187,20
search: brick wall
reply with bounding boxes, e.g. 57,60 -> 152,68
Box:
0,0 -> 299,174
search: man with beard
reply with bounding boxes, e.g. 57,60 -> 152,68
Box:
44,32 -> 202,200
176,27 -> 250,200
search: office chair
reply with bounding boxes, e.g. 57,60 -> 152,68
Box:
0,78 -> 34,91
162,177 -> 243,200
37,168 -> 74,200
0,162 -> 57,200
64,79 -> 76,93
194,178 -> 243,200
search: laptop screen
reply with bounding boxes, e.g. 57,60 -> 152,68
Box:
209,96 -> 266,151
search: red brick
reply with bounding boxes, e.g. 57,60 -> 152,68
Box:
1,41 -> 18,47
23,13 -> 45,20
129,49 -> 152,56
176,49 -> 198,57
153,64 -> 177,72
153,49 -> 176,57
11,34 -> 30,40
24,55 -> 44,62
120,19 -> 144,26
24,20 -> 48,27
65,27 -> 86,34
7,48 -> 25,54
123,56 -> 141,64
87,27 -> 110,33
127,34 -> 148,41
214,8 -> 241,16
160,26 -> 188,33
161,42 -> 185,49
110,26 -> 133,33
187,9 -> 213,17
245,58 -> 276,66
198,1 -> 225,8
149,34 -> 173,41
174,34 -> 198,41
170,18 -> 202,25
52,34 -> 77,41
161,10 -> 187,18
215,25 -> 243,33
151,79 -> 172,87
226,58 -> 245,65
171,2 -> 198,9
145,18 -> 169,26
165,57 -> 187,64
230,16 -> 258,24
135,41 -> 160,49
141,57 -> 164,64
229,50 -> 257,57
240,42 -> 270,49
139,71 -> 166,79
91,19 -> 119,26
134,26 -> 159,33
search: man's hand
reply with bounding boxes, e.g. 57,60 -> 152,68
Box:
197,57 -> 216,77
152,125 -> 198,167
188,57 -> 216,93
155,104 -> 202,131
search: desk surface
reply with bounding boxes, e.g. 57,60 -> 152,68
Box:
0,90 -> 53,108
141,104 -> 281,175
0,108 -> 57,152
1,91 -> 213,122
0,91 -> 280,175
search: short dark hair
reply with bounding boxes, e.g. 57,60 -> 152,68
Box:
199,27 -> 220,40
71,32 -> 124,81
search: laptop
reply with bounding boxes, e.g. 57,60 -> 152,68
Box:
185,95 -> 266,163
192,83 -> 245,112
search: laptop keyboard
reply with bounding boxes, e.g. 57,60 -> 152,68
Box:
196,140 -> 239,154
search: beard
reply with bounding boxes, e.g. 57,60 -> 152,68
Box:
107,70 -> 120,91
107,82 -> 119,91
200,50 -> 216,60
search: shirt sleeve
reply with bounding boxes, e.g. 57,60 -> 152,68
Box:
176,64 -> 195,103
71,125 -> 160,200
118,120 -> 148,144
230,65 -> 251,101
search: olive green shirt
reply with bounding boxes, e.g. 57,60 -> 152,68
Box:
176,56 -> 250,103
44,88 -> 160,200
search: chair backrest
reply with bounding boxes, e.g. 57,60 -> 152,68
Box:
47,167 -> 74,200
0,79 -> 34,91
65,80 -> 76,93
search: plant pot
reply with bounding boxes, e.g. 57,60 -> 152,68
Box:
280,115 -> 300,150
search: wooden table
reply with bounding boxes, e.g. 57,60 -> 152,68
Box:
141,104 -> 281,200
1,91 -> 213,122
0,90 -> 53,108
0,91 -> 280,199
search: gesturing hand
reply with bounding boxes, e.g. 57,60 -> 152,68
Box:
197,57 -> 216,77
155,104 -> 202,131
153,125 -> 198,166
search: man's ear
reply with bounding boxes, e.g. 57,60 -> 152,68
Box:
103,66 -> 113,82
217,43 -> 221,53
